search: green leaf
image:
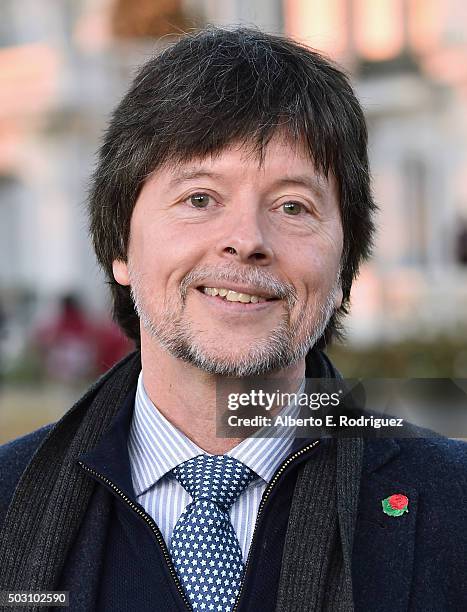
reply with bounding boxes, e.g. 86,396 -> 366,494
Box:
382,497 -> 408,517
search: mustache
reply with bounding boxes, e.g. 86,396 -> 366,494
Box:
180,265 -> 298,307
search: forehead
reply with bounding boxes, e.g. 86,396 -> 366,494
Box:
154,132 -> 337,195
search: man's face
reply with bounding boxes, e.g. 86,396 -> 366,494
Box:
113,135 -> 344,377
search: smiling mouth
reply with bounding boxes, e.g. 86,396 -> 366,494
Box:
197,286 -> 279,304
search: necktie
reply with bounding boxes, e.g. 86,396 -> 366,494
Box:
169,454 -> 257,611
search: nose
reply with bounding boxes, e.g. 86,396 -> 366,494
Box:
217,209 -> 274,264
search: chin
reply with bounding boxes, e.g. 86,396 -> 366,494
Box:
175,337 -> 302,378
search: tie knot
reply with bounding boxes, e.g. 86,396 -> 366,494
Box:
171,454 -> 256,510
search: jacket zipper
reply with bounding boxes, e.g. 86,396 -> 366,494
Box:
77,461 -> 194,611
78,438 -> 320,612
231,439 -> 320,612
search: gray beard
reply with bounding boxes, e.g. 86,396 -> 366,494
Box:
130,266 -> 339,378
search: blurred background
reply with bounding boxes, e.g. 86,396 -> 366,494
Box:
1,0 -> 467,443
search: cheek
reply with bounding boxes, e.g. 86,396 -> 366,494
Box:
130,219 -> 208,282
285,245 -> 341,299
284,237 -> 340,273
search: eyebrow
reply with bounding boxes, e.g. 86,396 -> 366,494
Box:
167,168 -> 328,200
272,175 -> 328,201
167,169 -> 224,188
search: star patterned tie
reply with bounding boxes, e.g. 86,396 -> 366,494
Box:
169,454 -> 257,612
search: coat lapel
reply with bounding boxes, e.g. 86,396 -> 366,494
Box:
353,438 -> 418,612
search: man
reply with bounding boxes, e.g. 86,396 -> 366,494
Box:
0,27 -> 466,612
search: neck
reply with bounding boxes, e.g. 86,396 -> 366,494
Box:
140,336 -> 306,454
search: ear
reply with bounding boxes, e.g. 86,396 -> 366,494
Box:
334,284 -> 343,309
112,259 -> 130,286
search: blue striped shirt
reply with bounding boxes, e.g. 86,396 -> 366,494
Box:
128,371 -> 304,562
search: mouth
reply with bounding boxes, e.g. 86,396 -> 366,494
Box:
198,285 -> 278,303
195,285 -> 281,311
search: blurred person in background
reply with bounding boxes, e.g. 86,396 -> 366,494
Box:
33,293 -> 132,384
33,293 -> 97,384
0,27 -> 466,612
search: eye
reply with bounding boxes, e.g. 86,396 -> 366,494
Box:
188,193 -> 212,208
282,201 -> 306,216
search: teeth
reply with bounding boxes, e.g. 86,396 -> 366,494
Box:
238,293 -> 251,303
202,287 -> 269,303
226,290 -> 241,302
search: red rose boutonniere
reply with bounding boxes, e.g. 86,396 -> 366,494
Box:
382,493 -> 409,517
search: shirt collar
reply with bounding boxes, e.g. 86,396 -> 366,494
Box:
128,372 -> 204,496
128,372 -> 305,497
226,378 -> 305,482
